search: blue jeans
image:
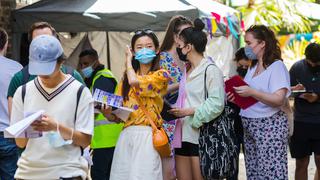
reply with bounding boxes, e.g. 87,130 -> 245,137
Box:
0,132 -> 18,180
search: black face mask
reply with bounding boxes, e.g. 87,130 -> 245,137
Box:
176,47 -> 188,62
236,67 -> 248,78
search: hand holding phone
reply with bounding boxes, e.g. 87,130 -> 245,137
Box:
291,83 -> 305,91
299,92 -> 318,103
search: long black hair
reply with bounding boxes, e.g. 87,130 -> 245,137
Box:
179,18 -> 207,54
122,30 -> 160,100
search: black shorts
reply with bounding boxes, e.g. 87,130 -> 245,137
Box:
289,121 -> 320,158
174,142 -> 199,156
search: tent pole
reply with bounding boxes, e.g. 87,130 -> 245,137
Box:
106,32 -> 111,69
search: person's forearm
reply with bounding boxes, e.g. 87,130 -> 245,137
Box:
251,89 -> 286,107
58,124 -> 91,148
126,61 -> 139,87
167,83 -> 179,94
8,97 -> 12,120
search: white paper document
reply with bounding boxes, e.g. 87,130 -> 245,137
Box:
93,88 -> 123,107
93,88 -> 134,122
4,110 -> 45,138
112,106 -> 134,121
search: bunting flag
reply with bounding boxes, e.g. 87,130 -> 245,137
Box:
211,12 -> 221,23
205,18 -> 213,38
204,17 -> 219,39
239,34 -> 245,47
224,17 -> 229,38
211,18 -> 218,34
207,11 -> 242,40
227,16 -> 239,39
240,12 -> 245,32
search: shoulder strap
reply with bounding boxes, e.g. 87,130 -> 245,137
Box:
73,84 -> 85,156
74,85 -> 85,123
21,84 -> 27,104
133,89 -> 158,130
22,66 -> 30,85
204,64 -> 216,100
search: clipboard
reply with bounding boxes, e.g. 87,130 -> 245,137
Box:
225,75 -> 258,109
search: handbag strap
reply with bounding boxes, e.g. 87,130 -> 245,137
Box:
132,89 -> 158,131
204,63 -> 216,100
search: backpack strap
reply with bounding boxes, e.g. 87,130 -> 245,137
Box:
21,84 -> 27,104
75,84 -> 85,156
74,85 -> 85,123
22,65 -> 30,85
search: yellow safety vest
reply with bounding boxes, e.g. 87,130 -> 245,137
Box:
90,69 -> 123,149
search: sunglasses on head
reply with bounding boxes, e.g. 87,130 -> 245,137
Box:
134,29 -> 154,35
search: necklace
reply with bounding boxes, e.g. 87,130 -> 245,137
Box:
254,67 -> 264,76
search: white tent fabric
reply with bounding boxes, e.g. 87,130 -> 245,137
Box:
11,0 -> 239,80
205,35 -> 237,79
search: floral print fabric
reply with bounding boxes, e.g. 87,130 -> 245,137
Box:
160,52 -> 183,143
241,111 -> 288,180
120,69 -> 169,128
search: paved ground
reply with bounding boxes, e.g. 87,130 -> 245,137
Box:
238,152 -> 317,180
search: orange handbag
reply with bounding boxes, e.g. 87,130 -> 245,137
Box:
134,91 -> 171,157
151,126 -> 171,157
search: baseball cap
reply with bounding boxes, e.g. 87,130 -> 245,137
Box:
28,34 -> 63,75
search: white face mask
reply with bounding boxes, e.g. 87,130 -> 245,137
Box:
46,123 -> 73,148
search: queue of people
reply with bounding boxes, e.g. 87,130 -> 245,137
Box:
0,15 -> 319,180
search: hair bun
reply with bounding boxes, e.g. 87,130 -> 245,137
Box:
193,18 -> 205,31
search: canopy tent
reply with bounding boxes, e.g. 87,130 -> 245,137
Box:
11,0 -> 240,79
12,0 -> 199,32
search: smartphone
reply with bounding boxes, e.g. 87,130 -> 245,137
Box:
291,89 -> 314,98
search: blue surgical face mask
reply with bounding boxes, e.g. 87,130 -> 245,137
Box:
46,131 -> 72,148
81,65 -> 94,78
244,46 -> 257,60
135,48 -> 156,64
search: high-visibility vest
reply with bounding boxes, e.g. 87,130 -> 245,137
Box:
90,69 -> 123,149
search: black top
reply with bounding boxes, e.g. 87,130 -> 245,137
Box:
289,59 -> 320,123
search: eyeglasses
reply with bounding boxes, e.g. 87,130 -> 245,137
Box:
134,29 -> 154,35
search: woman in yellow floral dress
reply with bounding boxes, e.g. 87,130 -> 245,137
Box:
110,29 -> 170,180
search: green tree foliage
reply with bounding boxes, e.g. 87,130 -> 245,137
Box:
237,0 -> 316,33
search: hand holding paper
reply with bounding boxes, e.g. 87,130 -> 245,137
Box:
93,88 -> 134,122
31,114 -> 58,132
5,110 -> 45,138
